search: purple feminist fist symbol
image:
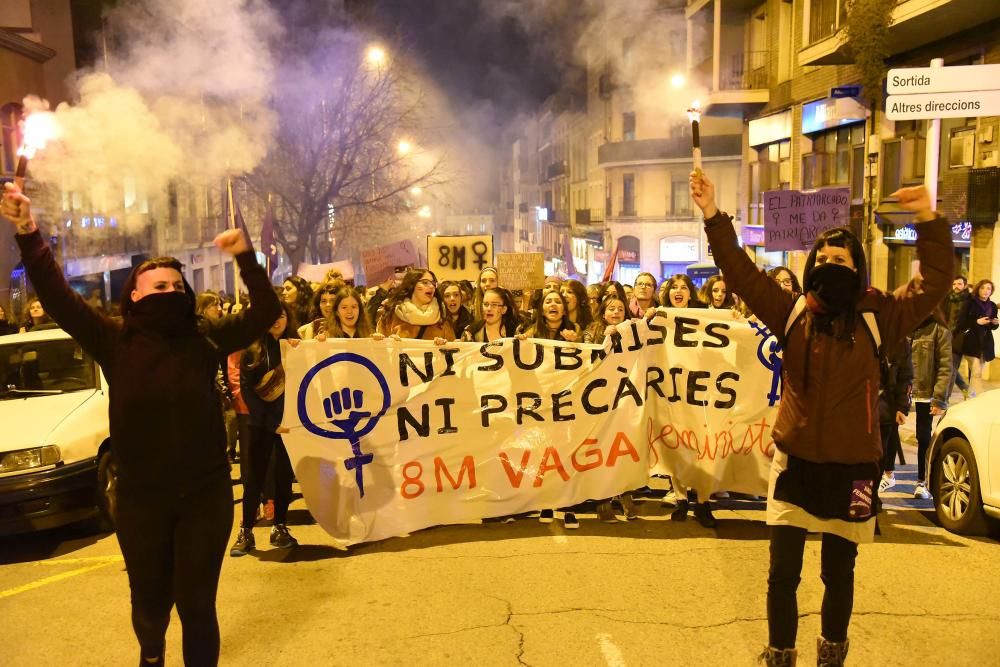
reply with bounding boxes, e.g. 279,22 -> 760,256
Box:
322,388 -> 375,496
297,353 -> 390,497
748,319 -> 783,407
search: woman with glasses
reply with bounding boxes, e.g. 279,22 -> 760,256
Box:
377,269 -> 455,341
768,267 -> 801,295
462,288 -> 519,342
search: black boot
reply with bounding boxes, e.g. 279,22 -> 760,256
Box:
693,502 -> 717,528
757,646 -> 796,666
229,527 -> 255,557
270,523 -> 299,549
670,499 -> 689,521
817,636 -> 849,666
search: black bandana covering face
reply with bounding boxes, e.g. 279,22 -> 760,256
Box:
804,263 -> 860,315
127,291 -> 196,336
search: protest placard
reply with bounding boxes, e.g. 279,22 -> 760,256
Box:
496,252 -> 545,290
360,240 -> 419,285
763,187 -> 850,251
426,234 -> 493,282
297,260 -> 354,283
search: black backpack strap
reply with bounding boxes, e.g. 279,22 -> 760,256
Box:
416,325 -> 428,340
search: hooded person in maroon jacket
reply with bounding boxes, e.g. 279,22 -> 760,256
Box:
1,182 -> 281,667
688,173 -> 952,667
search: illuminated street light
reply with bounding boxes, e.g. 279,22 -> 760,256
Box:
409,186 -> 422,196
366,45 -> 387,66
417,205 -> 432,218
397,140 -> 412,156
670,73 -> 686,88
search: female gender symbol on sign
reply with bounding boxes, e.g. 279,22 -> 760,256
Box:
436,240 -> 491,272
296,352 -> 391,497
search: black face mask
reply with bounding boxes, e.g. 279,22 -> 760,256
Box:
804,262 -> 860,314
127,291 -> 195,336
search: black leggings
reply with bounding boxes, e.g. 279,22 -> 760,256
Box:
115,478 -> 233,666
241,426 -> 294,528
879,421 -> 900,473
767,525 -> 859,649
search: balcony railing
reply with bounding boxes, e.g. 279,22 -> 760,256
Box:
720,50 -> 769,91
546,161 -> 567,181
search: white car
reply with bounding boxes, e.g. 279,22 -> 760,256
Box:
0,328 -> 114,535
927,390 -> 1000,535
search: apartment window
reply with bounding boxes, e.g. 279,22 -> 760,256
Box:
949,128 -> 975,168
622,173 -> 635,216
623,112 -> 636,142
882,122 -> 927,197
803,124 -> 865,197
809,0 -> 845,44
671,179 -> 691,217
750,140 -> 791,224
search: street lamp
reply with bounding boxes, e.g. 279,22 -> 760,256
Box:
409,186 -> 422,196
366,45 -> 387,67
397,139 -> 412,156
670,73 -> 686,89
417,205 -> 431,218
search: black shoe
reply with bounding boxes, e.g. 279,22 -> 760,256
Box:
562,512 -> 579,529
139,651 -> 165,666
693,502 -> 717,528
230,528 -> 255,557
670,499 -> 689,521
538,509 -> 555,523
270,523 -> 298,549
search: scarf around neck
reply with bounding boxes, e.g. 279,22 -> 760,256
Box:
394,298 -> 442,326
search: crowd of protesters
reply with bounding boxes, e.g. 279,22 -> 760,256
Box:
2,171 -> 993,666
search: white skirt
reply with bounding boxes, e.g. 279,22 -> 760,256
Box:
766,449 -> 876,544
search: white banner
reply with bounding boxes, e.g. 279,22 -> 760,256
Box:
281,310 -> 783,546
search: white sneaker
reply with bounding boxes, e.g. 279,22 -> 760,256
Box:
661,489 -> 678,506
879,474 -> 896,493
914,483 -> 931,500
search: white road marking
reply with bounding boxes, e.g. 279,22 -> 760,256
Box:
596,632 -> 626,667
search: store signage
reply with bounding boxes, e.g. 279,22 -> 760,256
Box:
741,225 -> 766,246
885,221 -> 972,246
659,236 -> 699,262
617,236 -> 640,263
801,97 -> 866,134
749,110 -> 792,147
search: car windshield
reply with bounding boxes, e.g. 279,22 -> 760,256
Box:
0,338 -> 98,398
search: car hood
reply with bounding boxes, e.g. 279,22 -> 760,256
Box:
0,390 -> 100,452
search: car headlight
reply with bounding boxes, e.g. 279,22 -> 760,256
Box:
0,445 -> 62,473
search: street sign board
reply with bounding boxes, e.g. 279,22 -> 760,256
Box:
831,85 -> 861,99
885,89 -> 1000,120
887,64 -> 1000,95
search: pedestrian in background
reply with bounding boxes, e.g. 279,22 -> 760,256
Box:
944,275 -> 973,399
232,302 -> 300,556
902,278 -> 951,501
2,181 -> 281,667
877,337 -> 912,495
690,171 -> 952,667
954,278 -> 998,398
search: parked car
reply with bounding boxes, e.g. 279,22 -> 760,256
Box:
927,390 -> 1000,535
0,328 -> 114,535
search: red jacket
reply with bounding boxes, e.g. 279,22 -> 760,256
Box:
705,212 -> 953,465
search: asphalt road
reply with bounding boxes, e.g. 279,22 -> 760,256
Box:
2,435 -> 999,666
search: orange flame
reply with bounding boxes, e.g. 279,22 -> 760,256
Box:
17,111 -> 60,159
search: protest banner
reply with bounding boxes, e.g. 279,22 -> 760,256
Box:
360,240 -> 420,285
763,187 -> 850,251
427,234 -> 493,282
496,252 -> 545,290
297,260 -> 355,283
281,312 -> 782,547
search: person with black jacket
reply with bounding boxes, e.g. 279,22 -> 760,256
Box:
1,181 -> 281,667
231,302 -> 300,556
955,278 -> 999,397
877,338 -> 913,494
